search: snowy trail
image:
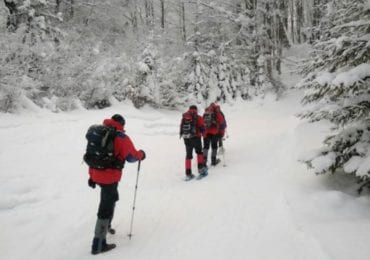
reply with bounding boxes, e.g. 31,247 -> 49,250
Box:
1,94 -> 370,260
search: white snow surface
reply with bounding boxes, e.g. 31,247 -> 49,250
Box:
1,93 -> 370,260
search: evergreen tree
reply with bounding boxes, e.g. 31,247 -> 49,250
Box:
131,46 -> 159,108
0,0 -> 63,112
299,0 -> 370,179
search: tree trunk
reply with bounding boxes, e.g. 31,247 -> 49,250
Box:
181,1 -> 186,41
144,0 -> 154,28
132,1 -> 138,31
194,0 -> 200,50
160,0 -> 165,29
69,0 -> 74,19
4,0 -> 18,31
55,0 -> 61,14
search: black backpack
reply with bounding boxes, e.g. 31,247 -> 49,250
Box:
181,111 -> 197,139
203,108 -> 216,128
83,125 -> 124,170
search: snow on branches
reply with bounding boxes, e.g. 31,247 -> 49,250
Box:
299,0 -> 370,178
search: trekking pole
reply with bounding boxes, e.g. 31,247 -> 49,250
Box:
128,160 -> 141,240
222,130 -> 228,167
222,140 -> 226,167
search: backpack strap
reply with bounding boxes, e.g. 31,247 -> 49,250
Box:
116,131 -> 126,139
110,130 -> 126,169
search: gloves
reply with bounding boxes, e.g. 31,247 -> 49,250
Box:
139,150 -> 146,161
88,178 -> 96,189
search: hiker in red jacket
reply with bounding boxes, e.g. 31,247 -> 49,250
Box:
215,104 -> 227,152
180,105 -> 208,180
88,114 -> 145,255
203,103 -> 226,166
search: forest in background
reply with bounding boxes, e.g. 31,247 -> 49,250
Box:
0,0 -> 331,112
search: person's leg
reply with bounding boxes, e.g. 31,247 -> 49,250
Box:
203,135 -> 210,166
194,138 -> 207,175
97,183 -> 119,220
184,139 -> 193,177
92,183 -> 118,254
218,135 -> 223,148
210,134 -> 220,165
108,193 -> 118,234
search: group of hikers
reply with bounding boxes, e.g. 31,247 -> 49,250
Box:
179,103 -> 227,180
84,103 -> 226,255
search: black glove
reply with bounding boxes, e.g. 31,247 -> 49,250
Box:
88,178 -> 96,189
139,150 -> 146,161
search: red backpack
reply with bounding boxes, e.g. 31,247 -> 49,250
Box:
203,107 -> 216,128
181,111 -> 197,138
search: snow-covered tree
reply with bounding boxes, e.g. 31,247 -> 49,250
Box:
0,0 -> 325,112
131,46 -> 159,108
0,0 -> 64,112
299,0 -> 370,179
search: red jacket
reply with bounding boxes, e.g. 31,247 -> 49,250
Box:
180,108 -> 205,138
204,104 -> 226,136
89,119 -> 144,184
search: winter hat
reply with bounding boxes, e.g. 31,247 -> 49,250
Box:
111,114 -> 125,126
189,105 -> 197,110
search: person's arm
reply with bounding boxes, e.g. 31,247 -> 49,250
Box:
198,116 -> 205,137
117,136 -> 145,162
179,117 -> 184,138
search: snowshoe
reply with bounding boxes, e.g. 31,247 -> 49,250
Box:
185,174 -> 195,181
197,167 -> 208,180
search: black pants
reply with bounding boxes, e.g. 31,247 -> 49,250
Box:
97,183 -> 119,220
184,137 -> 203,159
203,134 -> 219,151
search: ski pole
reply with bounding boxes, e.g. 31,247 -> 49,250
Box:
128,160 -> 141,240
222,142 -> 226,167
222,130 -> 227,167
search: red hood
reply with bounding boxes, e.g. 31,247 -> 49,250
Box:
103,118 -> 125,131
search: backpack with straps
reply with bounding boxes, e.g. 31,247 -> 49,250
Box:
83,125 -> 125,170
203,107 -> 217,128
181,111 -> 197,139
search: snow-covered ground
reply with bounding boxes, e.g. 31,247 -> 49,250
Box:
1,92 -> 370,260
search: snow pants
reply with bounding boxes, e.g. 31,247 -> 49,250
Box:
97,183 -> 119,220
203,134 -> 220,164
184,137 -> 203,159
203,134 -> 219,152
183,137 -> 205,174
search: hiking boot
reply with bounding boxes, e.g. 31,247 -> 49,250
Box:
91,218 -> 116,255
198,166 -> 208,176
185,174 -> 195,181
91,238 -> 116,255
197,167 -> 208,179
211,157 -> 220,166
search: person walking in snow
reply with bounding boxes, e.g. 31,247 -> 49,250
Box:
215,104 -> 227,152
203,103 -> 226,166
87,114 -> 146,255
180,105 -> 208,180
